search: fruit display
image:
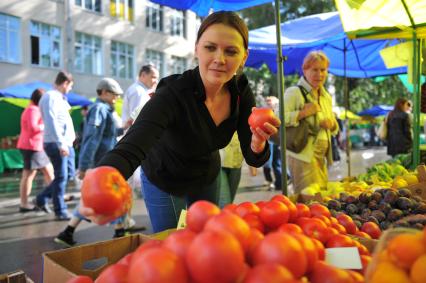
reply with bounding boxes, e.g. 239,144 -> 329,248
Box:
326,188 -> 426,231
357,160 -> 409,185
68,197 -> 374,283
366,227 -> 426,283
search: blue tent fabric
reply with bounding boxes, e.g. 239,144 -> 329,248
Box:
149,0 -> 272,17
0,81 -> 92,107
357,105 -> 393,117
247,12 -> 407,78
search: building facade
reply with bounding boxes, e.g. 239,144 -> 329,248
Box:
0,0 -> 200,97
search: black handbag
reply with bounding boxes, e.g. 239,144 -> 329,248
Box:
286,86 -> 311,153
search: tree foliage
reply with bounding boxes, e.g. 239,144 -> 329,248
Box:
241,0 -> 412,111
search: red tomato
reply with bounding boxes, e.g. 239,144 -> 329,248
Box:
259,200 -> 290,230
129,247 -> 188,283
81,166 -> 132,223
253,232 -> 307,278
132,239 -> 163,260
327,227 -> 340,238
309,261 -> 354,283
116,252 -> 133,267
314,215 -> 332,227
331,222 -> 347,234
95,264 -> 128,283
245,228 -> 265,265
204,211 -> 251,252
361,221 -> 382,239
291,233 -> 319,273
186,200 -> 220,233
353,239 -> 370,256
326,234 -> 355,248
311,238 -> 326,260
236,202 -> 260,218
336,214 -> 357,234
271,195 -> 298,222
277,223 -> 303,234
296,203 -> 311,218
243,214 -> 265,233
163,229 -> 196,260
354,230 -> 372,239
329,217 -> 339,225
66,276 -> 93,283
359,255 -> 372,275
309,203 -> 331,218
243,263 -> 294,283
255,201 -> 267,209
186,230 -> 245,283
223,203 -> 238,213
299,218 -> 330,244
347,270 -> 365,283
248,107 -> 275,131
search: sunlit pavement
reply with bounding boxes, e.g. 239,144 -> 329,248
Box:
0,147 -> 389,282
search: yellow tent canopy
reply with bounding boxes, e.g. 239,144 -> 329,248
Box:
335,0 -> 426,39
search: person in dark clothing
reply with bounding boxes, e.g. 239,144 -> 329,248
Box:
387,98 -> 412,157
79,11 -> 281,232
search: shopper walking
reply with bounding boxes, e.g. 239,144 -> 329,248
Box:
35,71 -> 75,220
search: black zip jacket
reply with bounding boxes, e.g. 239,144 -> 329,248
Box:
98,67 -> 270,196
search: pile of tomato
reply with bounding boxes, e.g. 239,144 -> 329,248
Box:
68,194 -> 379,283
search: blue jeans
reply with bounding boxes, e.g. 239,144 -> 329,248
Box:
218,167 -> 241,208
140,169 -> 220,233
37,143 -> 75,216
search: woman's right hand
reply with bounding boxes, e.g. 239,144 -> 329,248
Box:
299,103 -> 320,120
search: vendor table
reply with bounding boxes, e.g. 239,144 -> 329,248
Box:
0,149 -> 23,173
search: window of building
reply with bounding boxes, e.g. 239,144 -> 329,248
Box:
30,21 -> 61,68
111,41 -> 134,79
110,0 -> 133,22
170,56 -> 186,75
170,10 -> 186,38
146,3 -> 163,32
75,0 -> 101,13
0,13 -> 20,64
145,49 -> 164,77
74,32 -> 102,75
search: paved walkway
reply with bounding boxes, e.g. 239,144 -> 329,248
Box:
0,147 -> 389,282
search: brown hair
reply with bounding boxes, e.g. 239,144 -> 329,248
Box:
196,11 -> 248,50
302,50 -> 330,70
30,88 -> 45,106
54,71 -> 73,85
394,97 -> 410,112
139,64 -> 157,77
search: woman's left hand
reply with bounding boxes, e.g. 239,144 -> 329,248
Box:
319,118 -> 336,130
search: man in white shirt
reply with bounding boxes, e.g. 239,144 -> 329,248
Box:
121,64 -> 159,126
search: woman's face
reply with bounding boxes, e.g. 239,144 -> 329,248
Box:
404,101 -> 412,112
195,23 -> 248,88
303,59 -> 328,90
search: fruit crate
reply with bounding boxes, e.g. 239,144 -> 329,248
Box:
405,165 -> 426,200
0,270 -> 34,283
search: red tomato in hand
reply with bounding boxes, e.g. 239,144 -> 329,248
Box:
81,166 -> 132,221
248,108 -> 275,131
186,200 -> 220,233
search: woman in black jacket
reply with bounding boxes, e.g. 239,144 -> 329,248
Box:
387,98 -> 412,157
79,11 -> 280,232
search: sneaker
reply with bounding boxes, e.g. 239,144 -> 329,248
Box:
124,217 -> 136,230
55,212 -> 72,221
269,183 -> 276,190
32,199 -> 52,214
54,231 -> 76,247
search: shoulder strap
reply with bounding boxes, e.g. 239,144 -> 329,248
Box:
297,85 -> 309,103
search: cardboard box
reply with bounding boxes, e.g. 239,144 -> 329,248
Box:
43,234 -> 151,283
0,270 -> 33,283
407,165 -> 426,200
350,236 -> 378,254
